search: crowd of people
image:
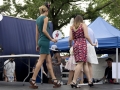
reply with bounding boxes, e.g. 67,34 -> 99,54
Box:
28,3 -> 118,89
2,3 -> 117,89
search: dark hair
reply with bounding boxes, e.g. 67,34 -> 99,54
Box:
106,58 -> 113,62
44,2 -> 50,10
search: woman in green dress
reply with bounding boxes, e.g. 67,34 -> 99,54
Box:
29,4 -> 61,89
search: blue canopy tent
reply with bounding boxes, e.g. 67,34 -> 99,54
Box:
51,17 -> 120,82
89,17 -> 120,48
51,17 -> 120,50
89,17 -> 120,82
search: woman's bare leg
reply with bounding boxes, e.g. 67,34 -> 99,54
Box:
83,62 -> 91,83
88,62 -> 93,81
67,70 -> 74,85
46,55 -> 61,88
46,54 -> 56,79
79,71 -> 84,84
72,62 -> 84,83
32,54 -> 47,80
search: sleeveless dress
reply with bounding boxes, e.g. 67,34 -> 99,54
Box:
36,16 -> 50,54
72,25 -> 87,62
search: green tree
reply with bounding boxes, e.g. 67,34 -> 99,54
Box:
0,0 -> 119,30
99,0 -> 120,29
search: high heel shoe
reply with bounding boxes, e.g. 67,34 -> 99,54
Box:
29,78 -> 38,89
88,81 -> 94,87
52,79 -> 61,88
71,82 -> 77,88
88,83 -> 93,87
91,82 -> 94,86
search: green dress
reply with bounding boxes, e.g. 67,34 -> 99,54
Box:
36,16 -> 50,54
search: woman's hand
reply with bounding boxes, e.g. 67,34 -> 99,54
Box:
36,45 -> 39,51
92,43 -> 97,46
92,41 -> 98,46
51,39 -> 57,43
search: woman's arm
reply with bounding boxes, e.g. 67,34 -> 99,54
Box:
69,26 -> 73,47
42,17 -> 53,41
82,23 -> 95,46
36,25 -> 39,46
36,25 -> 39,51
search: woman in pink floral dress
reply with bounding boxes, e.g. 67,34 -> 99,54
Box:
69,15 -> 96,88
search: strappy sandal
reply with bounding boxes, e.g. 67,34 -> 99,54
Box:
70,82 -> 77,88
52,79 -> 61,88
29,78 -> 38,89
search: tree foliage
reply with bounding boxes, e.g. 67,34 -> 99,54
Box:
100,0 -> 120,29
0,0 -> 120,30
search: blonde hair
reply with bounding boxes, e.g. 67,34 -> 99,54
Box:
39,5 -> 48,14
73,15 -> 83,29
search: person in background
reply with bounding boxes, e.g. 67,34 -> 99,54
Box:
65,46 -> 83,87
65,46 -> 76,85
86,27 -> 98,83
50,45 -> 62,81
4,54 -> 17,82
97,58 -> 117,84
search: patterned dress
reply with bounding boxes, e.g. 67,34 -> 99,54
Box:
72,24 -> 87,62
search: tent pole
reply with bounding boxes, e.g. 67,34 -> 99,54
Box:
116,48 -> 118,82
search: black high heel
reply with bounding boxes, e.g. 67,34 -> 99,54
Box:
71,82 -> 77,88
88,81 -> 94,87
91,82 -> 94,86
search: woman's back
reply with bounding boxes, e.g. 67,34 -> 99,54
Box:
72,24 -> 85,40
72,24 -> 87,62
36,16 -> 49,41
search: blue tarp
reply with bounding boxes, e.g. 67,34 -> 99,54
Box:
89,17 -> 120,48
50,37 -> 70,50
0,16 -> 37,81
50,17 -> 120,50
0,16 -> 53,82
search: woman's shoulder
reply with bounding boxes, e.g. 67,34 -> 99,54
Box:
81,23 -> 87,27
37,16 -> 47,20
70,25 -> 74,30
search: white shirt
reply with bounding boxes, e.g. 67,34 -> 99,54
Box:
87,27 -> 97,44
4,59 -> 15,77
